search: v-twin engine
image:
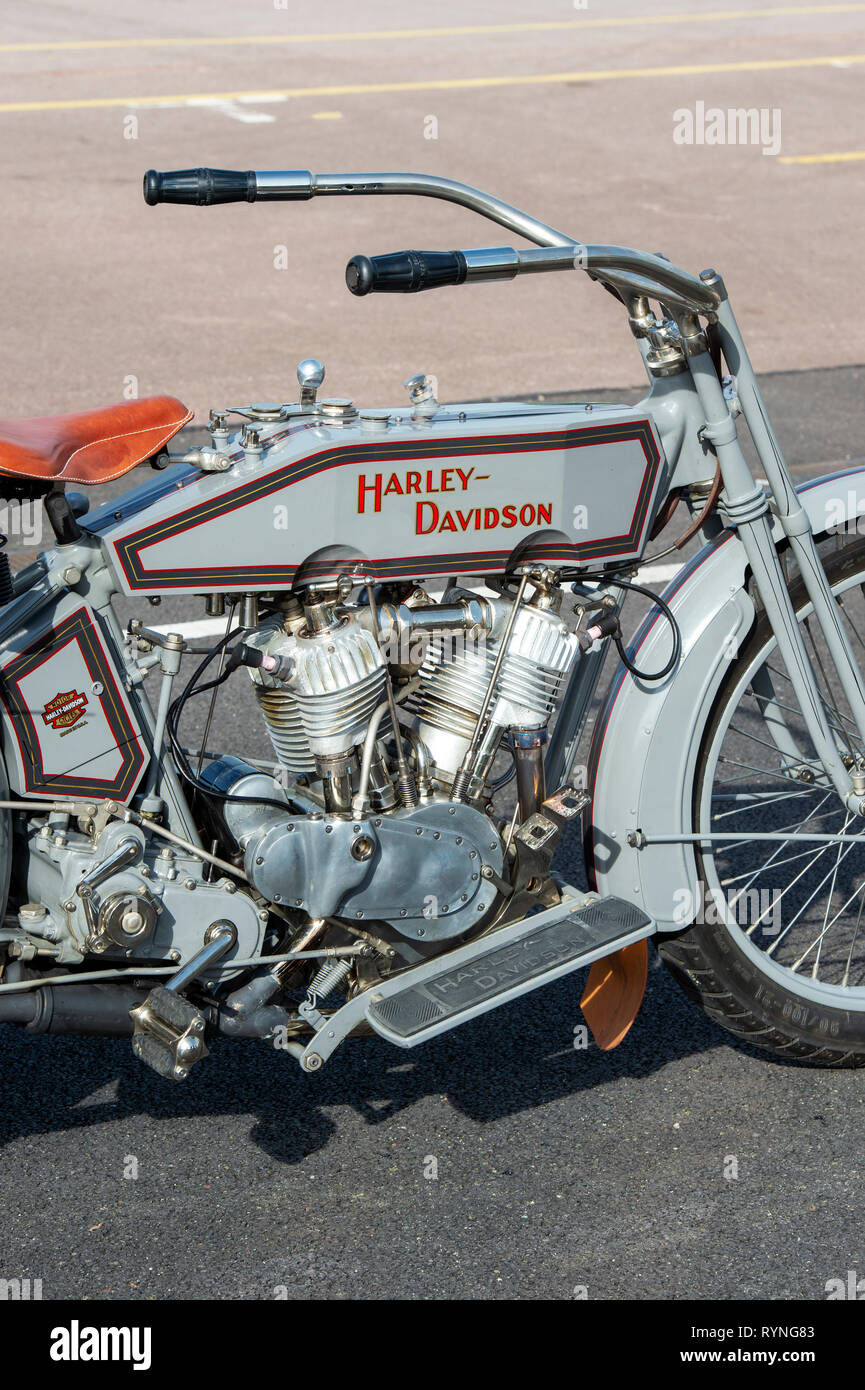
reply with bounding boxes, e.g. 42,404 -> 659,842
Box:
245,583 -> 579,796
208,576 -> 581,940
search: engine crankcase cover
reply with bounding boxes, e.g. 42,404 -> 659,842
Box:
37,820 -> 266,977
246,800 -> 503,941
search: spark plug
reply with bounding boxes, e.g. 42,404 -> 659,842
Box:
227,642 -> 295,683
577,613 -> 621,652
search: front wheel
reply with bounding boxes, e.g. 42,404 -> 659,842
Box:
659,534 -> 865,1065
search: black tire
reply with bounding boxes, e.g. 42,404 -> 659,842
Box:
658,536 -> 865,1066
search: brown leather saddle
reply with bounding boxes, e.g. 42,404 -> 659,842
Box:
0,396 -> 192,486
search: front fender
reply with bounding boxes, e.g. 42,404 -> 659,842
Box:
585,464 -> 865,930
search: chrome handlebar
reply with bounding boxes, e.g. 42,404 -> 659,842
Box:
143,166 -> 723,316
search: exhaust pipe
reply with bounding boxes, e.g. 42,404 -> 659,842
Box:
0,981 -> 290,1041
0,982 -> 146,1035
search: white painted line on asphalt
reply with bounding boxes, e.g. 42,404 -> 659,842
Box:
200,101 -> 278,124
126,94 -> 284,121
149,617 -> 239,641
633,563 -> 684,586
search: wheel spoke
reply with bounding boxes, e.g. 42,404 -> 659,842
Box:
795,875 -> 865,976
803,616 -> 856,757
711,787 -> 823,821
716,756 -> 826,789
763,662 -> 859,739
721,830 -> 839,888
763,836 -> 859,951
796,813 -> 852,976
842,892 -> 865,989
727,722 -> 826,767
696,557 -> 865,1006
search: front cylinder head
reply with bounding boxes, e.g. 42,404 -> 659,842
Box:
249,610 -> 387,761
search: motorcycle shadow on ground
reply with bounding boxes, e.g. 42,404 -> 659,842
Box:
0,956 -> 779,1164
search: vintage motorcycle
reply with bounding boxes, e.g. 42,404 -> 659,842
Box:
0,164 -> 863,1080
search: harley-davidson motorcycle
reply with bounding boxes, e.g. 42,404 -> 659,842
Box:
0,165 -> 864,1080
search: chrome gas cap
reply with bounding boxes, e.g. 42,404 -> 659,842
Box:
359,408 -> 390,432
319,397 -> 357,420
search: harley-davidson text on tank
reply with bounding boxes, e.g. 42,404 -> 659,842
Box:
356,464 -> 554,536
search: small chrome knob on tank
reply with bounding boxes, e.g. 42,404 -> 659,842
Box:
208,408 -> 231,453
297,358 -> 325,409
404,373 -> 438,416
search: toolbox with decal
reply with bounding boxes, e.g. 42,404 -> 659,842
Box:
0,600 -> 148,801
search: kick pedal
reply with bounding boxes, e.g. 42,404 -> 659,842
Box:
130,986 -> 210,1081
290,890 -> 653,1071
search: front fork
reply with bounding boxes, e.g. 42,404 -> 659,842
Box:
685,287 -> 865,816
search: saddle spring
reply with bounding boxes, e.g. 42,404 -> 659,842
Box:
0,533 -> 13,607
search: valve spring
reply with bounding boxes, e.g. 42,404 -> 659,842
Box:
395,764 -> 418,807
449,766 -> 470,801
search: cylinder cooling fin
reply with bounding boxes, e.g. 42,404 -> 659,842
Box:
293,664 -> 385,757
242,580 -> 580,812
405,596 -> 580,780
246,606 -> 387,773
252,684 -> 315,774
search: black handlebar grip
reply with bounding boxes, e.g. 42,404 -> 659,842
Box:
143,168 -> 256,206
346,249 -> 468,295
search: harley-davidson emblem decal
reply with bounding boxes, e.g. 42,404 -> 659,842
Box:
41,689 -> 88,731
